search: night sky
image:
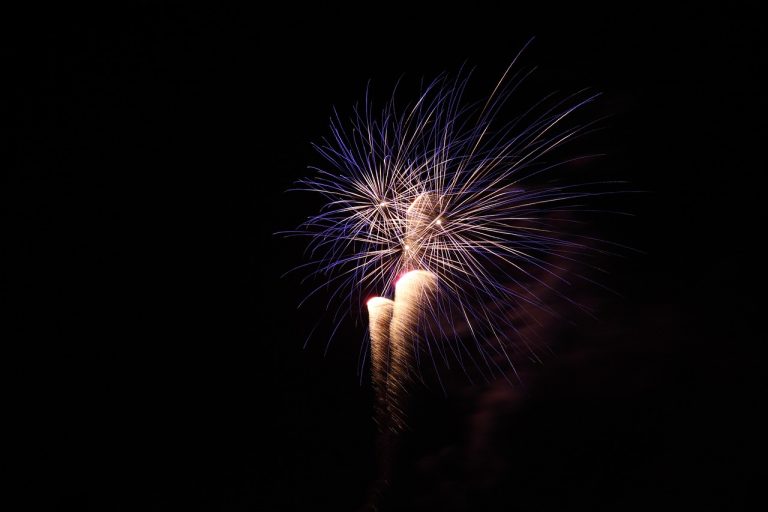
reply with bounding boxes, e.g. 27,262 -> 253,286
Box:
8,4 -> 763,511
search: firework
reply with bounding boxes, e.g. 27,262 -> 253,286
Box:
289,49 -> 608,384
286,44 -> 621,509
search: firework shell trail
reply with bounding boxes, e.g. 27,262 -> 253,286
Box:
388,270 -> 438,433
366,297 -> 394,431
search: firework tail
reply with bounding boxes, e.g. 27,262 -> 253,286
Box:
388,270 -> 438,432
364,298 -> 396,510
366,297 -> 395,431
364,271 -> 438,510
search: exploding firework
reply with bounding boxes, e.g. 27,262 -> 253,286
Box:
287,41 -> 618,388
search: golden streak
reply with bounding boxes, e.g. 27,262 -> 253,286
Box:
387,270 -> 438,432
366,297 -> 395,431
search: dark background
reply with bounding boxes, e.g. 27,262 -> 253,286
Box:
7,3 -> 763,511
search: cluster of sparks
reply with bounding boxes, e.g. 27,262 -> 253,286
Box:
288,45 -> 617,389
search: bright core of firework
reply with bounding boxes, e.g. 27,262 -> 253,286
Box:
287,48 -> 610,379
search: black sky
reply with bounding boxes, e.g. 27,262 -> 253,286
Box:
7,3 -> 764,511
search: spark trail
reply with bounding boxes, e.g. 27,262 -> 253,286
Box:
387,270 -> 438,432
366,297 -> 394,430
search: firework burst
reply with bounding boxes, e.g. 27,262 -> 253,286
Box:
286,42 -> 618,385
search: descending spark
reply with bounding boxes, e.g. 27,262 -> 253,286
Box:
366,297 -> 394,430
387,270 -> 439,432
